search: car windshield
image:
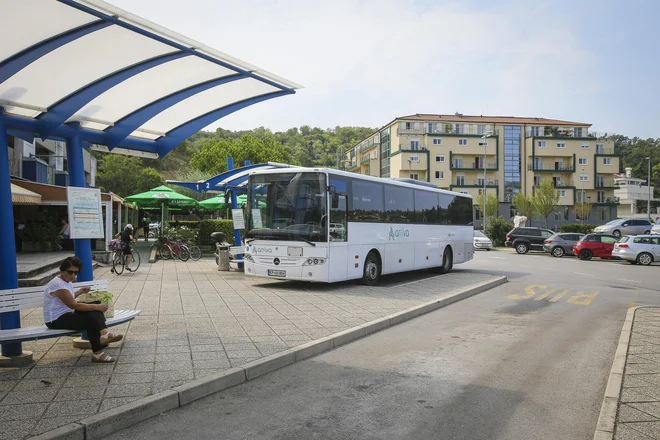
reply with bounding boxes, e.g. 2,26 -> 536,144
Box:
245,172 -> 328,243
474,231 -> 486,238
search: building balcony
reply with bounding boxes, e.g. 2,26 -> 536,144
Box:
529,163 -> 575,173
595,178 -> 620,189
398,144 -> 428,151
595,146 -> 616,155
525,129 -> 609,140
594,196 -> 620,205
452,179 -> 499,187
397,127 -> 499,137
450,162 -> 497,171
359,142 -> 379,153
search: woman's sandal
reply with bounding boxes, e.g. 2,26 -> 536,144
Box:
100,333 -> 123,344
92,352 -> 115,363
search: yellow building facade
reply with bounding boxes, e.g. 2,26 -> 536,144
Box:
344,114 -> 620,226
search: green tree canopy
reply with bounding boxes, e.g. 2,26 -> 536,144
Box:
475,193 -> 499,218
512,193 -> 535,223
532,180 -> 560,228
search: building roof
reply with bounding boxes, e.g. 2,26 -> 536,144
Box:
395,114 -> 591,127
0,0 -> 301,158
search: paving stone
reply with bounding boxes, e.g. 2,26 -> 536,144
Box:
44,398 -> 101,417
105,383 -> 153,398
98,396 -> 144,412
153,369 -> 195,382
619,404 -> 660,422
55,385 -> 106,401
622,388 -> 658,403
620,421 -> 660,439
0,419 -> 37,440
192,359 -> 231,370
109,372 -> 154,384
630,402 -> 660,419
154,360 -> 193,372
0,402 -> 49,420
1,388 -> 58,404
14,378 -> 66,391
30,415 -> 82,436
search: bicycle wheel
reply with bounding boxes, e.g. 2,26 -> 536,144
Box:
172,244 -> 181,260
112,252 -> 124,275
159,244 -> 172,260
179,245 -> 191,262
127,250 -> 141,272
189,245 -> 202,261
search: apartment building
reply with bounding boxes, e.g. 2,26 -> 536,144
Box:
344,114 -> 620,228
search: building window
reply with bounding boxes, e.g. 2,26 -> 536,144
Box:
597,190 -> 605,203
559,190 -> 566,198
530,126 -> 541,137
598,207 -> 611,221
404,122 -> 419,130
554,206 -> 569,221
380,127 -> 391,177
410,173 -> 419,180
459,139 -> 468,146
456,175 -> 465,185
435,155 -> 445,162
476,124 -> 488,135
574,128 -> 583,137
410,140 -> 420,150
435,171 -> 444,179
538,140 -> 547,148
581,143 -> 590,149
433,138 -> 442,145
578,157 -> 588,165
596,143 -> 604,154
603,157 -> 612,165
534,175 -> 541,186
557,142 -> 566,149
580,174 -> 589,182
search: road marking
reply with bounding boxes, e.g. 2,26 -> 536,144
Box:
573,272 -> 595,277
489,257 -> 507,260
510,285 -> 598,306
629,300 -> 637,308
617,278 -> 642,284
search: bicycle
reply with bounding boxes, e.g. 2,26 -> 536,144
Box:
109,240 -> 141,274
158,236 -> 190,261
180,240 -> 202,261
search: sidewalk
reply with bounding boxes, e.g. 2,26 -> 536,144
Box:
0,257 -> 502,439
613,308 -> 660,439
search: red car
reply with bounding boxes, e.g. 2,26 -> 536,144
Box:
573,234 -> 619,260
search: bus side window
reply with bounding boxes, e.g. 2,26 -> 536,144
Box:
330,194 -> 347,242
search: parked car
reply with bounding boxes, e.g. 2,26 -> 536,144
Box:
572,234 -> 619,260
505,227 -> 555,254
613,235 -> 660,265
543,233 -> 584,257
651,219 -> 660,235
473,230 -> 493,251
593,218 -> 653,238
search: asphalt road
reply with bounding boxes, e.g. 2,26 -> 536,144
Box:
106,249 -> 660,440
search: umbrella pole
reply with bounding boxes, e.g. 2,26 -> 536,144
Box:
161,202 -> 165,235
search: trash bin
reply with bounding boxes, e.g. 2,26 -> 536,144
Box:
217,245 -> 230,271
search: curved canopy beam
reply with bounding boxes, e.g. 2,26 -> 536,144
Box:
104,73 -> 245,149
37,51 -> 189,138
158,90 -> 294,155
0,20 -> 111,84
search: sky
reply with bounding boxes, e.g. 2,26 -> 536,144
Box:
111,0 -> 660,138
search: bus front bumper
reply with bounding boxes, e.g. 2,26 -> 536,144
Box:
244,261 -> 328,282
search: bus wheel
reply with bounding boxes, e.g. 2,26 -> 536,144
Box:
439,247 -> 453,274
360,252 -> 381,286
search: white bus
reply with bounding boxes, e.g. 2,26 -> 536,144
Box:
243,168 -> 474,285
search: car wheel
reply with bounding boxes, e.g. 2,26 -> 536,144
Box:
360,252 -> 381,286
515,242 -> 529,254
486,248 -> 491,251
612,230 -> 621,238
551,247 -> 565,258
644,230 -> 651,235
579,249 -> 593,260
637,252 -> 653,266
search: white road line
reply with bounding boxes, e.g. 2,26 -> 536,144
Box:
617,278 -> 642,284
574,272 -> 595,277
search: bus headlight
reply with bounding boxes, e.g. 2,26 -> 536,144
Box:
303,258 -> 325,266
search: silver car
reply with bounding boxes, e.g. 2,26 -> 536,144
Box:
593,218 -> 653,238
543,233 -> 584,257
473,231 -> 493,250
652,220 -> 660,235
612,235 -> 660,265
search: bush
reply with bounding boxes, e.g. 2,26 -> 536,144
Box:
484,216 -> 514,247
166,220 -> 201,229
559,224 -> 595,234
198,220 -> 244,246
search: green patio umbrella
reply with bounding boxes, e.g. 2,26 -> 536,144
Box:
199,194 -> 266,211
125,185 -> 198,233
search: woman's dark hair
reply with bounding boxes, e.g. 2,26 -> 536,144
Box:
59,256 -> 82,272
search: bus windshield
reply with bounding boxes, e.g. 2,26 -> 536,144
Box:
246,172 -> 328,243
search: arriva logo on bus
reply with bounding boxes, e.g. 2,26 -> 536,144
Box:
389,226 -> 410,241
248,246 -> 273,254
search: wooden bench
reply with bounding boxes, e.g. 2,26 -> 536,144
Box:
0,280 -> 141,345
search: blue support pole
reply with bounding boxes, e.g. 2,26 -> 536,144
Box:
227,158 -> 242,249
244,160 -> 251,166
66,132 -> 94,282
0,114 -> 21,357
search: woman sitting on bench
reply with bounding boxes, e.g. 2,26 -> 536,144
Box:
43,257 -> 123,363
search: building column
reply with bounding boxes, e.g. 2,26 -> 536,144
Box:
0,113 -> 24,359
117,202 -> 122,235
66,133 -> 94,282
227,158 -> 242,247
105,201 -> 112,251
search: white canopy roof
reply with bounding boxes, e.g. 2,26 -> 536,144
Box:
0,0 -> 301,157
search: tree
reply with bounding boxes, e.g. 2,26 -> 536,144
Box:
95,155 -> 143,197
474,193 -> 499,218
532,180 -> 560,228
574,202 -> 593,223
136,168 -> 164,193
512,193 -> 535,225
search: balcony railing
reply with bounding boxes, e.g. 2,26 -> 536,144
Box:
359,142 -> 379,153
595,179 -> 620,188
397,127 -> 499,136
453,179 -> 499,186
595,147 -> 615,155
399,144 -> 428,151
528,163 -> 575,172
595,196 -> 620,204
526,130 -> 610,140
450,162 -> 497,170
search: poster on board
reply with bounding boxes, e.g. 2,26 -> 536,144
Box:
232,209 -> 245,230
66,187 -> 105,239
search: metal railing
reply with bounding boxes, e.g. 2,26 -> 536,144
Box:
595,146 -> 615,155
397,127 -> 499,136
399,144 -> 427,151
595,179 -> 619,188
451,162 -> 497,170
526,130 -> 611,140
528,163 -> 575,172
453,179 -> 499,186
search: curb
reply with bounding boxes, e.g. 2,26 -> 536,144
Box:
32,275 -> 507,440
592,306 -> 638,440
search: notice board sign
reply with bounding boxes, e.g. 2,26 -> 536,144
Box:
66,187 -> 104,239
232,209 -> 245,230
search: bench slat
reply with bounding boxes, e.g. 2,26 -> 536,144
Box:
0,300 -> 44,313
0,280 -> 109,297
0,310 -> 142,344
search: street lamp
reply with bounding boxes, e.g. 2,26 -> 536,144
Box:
646,157 -> 651,221
480,132 -> 495,230
580,167 -> 585,225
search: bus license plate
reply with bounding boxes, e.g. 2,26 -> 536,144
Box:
267,270 -> 286,277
